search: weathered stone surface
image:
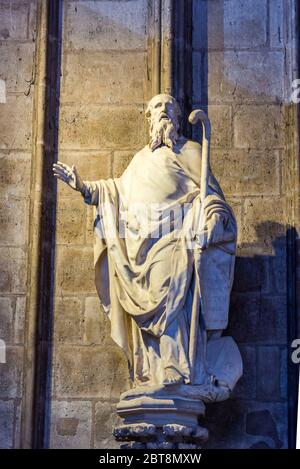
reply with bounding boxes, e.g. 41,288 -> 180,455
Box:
14,296 -> 26,344
203,52 -> 284,104
0,247 -> 27,293
0,1 -> 30,41
62,52 -> 147,105
234,105 -> 283,149
269,0 -> 284,48
0,199 -> 28,245
56,197 -> 85,244
193,0 -> 267,50
206,400 -> 288,449
50,401 -> 92,449
0,43 -> 35,93
0,346 -> 23,398
54,345 -> 130,399
0,400 -> 14,448
242,197 -> 285,252
0,95 -> 33,150
113,151 -> 135,178
228,294 -> 287,344
0,152 -> 31,199
211,149 -> 280,197
197,105 -> 232,148
83,297 -> 112,346
232,255 -> 269,293
257,347 -> 281,401
59,105 -> 146,150
232,346 -> 256,400
245,403 -> 287,449
94,402 -> 121,449
55,246 -> 95,294
57,151 -> 111,198
225,198 -> 242,244
86,205 -> 96,244
66,0 -> 148,51
0,297 -> 13,343
54,297 -> 83,344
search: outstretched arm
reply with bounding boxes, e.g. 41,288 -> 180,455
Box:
52,161 -> 99,205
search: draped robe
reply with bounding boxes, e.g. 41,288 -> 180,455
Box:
82,138 -> 237,386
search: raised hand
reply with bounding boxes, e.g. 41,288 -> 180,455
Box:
52,161 -> 84,193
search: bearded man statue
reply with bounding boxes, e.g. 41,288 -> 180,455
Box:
53,94 -> 242,447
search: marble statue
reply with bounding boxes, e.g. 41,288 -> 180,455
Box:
53,94 -> 242,448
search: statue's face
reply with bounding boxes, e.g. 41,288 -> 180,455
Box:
146,94 -> 180,127
146,94 -> 181,152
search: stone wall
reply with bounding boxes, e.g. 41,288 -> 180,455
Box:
50,0 -> 151,448
0,0 -> 38,448
192,0 -> 297,448
0,0 -> 298,449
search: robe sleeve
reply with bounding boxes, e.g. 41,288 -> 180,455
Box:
81,180 -> 100,206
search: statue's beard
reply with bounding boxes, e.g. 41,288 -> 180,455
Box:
149,117 -> 179,152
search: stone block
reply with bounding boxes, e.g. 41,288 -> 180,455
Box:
0,297 -> 13,343
94,402 -> 121,449
257,347 -> 281,401
231,345 -> 256,400
193,0 -> 267,50
0,346 -> 23,398
194,105 -> 231,148
245,402 -> 288,449
59,105 -> 146,150
0,43 -> 35,93
55,246 -> 95,294
206,400 -> 287,449
0,198 -> 29,245
232,255 -> 268,293
0,1 -> 29,41
28,0 -> 38,42
268,238 -> 287,294
50,401 -> 92,449
14,296 -> 26,344
234,105 -> 283,149
280,348 -> 287,400
56,197 -> 85,244
269,0 -> 284,48
112,151 -> 135,178
226,198 -> 242,245
86,205 -> 96,244
0,247 -> 27,293
83,296 -> 112,346
54,345 -> 130,400
228,293 -> 287,344
66,0 -> 148,51
54,297 -> 83,344
0,152 -> 31,200
62,52 -> 147,105
57,151 -> 111,198
242,197 -> 285,253
0,95 -> 33,150
0,400 -> 14,448
211,149 -> 280,197
204,51 -> 284,104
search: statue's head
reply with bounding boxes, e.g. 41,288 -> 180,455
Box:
145,94 -> 181,152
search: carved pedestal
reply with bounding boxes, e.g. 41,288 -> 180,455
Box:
113,384 -> 229,449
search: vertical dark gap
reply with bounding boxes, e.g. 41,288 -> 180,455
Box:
33,0 -> 63,449
172,0 -> 193,137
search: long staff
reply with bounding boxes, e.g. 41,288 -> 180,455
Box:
188,109 -> 211,381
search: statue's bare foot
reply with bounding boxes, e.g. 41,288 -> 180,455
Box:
163,368 -> 184,385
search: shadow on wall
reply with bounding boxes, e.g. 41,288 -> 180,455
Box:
203,222 -> 295,449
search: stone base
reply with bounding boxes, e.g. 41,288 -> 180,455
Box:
113,384 -> 222,449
